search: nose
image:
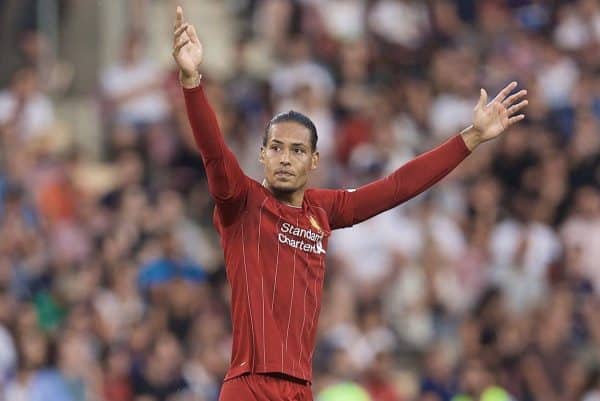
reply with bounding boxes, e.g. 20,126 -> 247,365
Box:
279,149 -> 291,165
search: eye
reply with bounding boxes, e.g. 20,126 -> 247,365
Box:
270,145 -> 280,151
294,148 -> 306,154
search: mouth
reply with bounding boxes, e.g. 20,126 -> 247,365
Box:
275,171 -> 295,179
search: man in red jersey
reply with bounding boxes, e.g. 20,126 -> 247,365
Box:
172,6 -> 527,401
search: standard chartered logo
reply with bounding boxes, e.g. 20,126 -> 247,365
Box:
278,222 -> 326,255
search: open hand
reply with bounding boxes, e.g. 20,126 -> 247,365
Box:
473,81 -> 528,140
172,6 -> 203,84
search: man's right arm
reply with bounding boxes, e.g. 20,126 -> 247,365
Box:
173,6 -> 248,224
182,82 -> 247,205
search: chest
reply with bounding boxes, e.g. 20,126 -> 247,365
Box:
252,199 -> 331,257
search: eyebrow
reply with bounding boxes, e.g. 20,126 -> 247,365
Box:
270,140 -> 308,147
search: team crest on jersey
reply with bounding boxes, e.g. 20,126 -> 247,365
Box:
308,215 -> 322,232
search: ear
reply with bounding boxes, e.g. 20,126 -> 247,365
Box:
259,147 -> 266,165
310,151 -> 320,170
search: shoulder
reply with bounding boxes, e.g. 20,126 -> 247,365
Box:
304,188 -> 328,205
305,188 -> 348,213
233,177 -> 271,210
306,187 -> 355,203
247,177 -> 268,198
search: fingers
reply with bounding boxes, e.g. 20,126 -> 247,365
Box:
507,100 -> 528,116
477,88 -> 488,109
175,5 -> 183,29
173,6 -> 199,47
508,114 -> 525,125
492,81 -> 518,104
187,24 -> 200,45
503,89 -> 527,107
173,37 -> 190,54
174,23 -> 189,43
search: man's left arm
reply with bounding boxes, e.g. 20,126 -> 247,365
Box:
346,133 -> 470,225
337,81 -> 528,227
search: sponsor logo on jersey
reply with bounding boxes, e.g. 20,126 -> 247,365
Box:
278,221 -> 326,255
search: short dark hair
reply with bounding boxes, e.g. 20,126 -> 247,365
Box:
263,110 -> 318,151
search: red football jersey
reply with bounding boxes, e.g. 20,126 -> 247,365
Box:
183,85 -> 470,382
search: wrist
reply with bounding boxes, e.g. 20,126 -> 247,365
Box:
460,125 -> 484,151
179,69 -> 202,89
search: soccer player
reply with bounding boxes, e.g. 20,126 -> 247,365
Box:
172,6 -> 527,401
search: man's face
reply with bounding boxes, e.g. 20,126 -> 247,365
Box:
260,122 -> 319,193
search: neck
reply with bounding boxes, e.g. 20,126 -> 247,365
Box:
263,180 -> 304,207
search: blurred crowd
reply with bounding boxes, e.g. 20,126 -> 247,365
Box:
1,0 -> 600,400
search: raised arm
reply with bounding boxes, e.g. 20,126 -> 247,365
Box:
172,6 -> 247,215
325,82 -> 528,228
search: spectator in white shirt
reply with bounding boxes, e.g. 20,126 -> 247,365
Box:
101,32 -> 170,127
0,67 -> 55,143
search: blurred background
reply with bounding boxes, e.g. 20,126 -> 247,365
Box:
0,0 -> 600,400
